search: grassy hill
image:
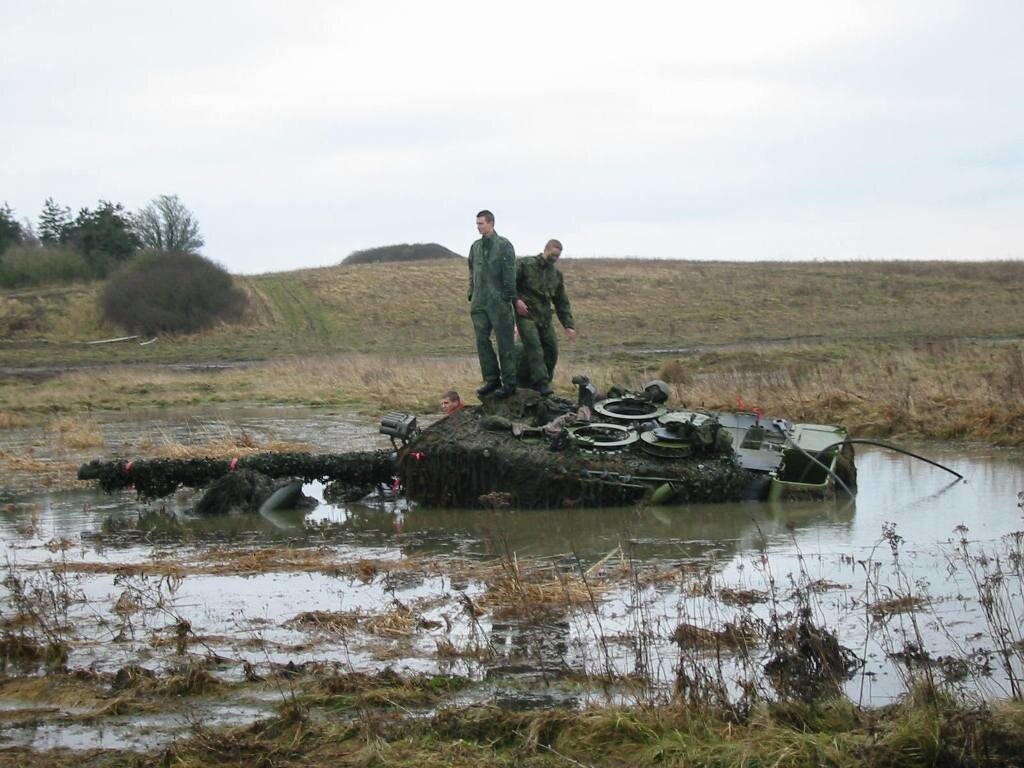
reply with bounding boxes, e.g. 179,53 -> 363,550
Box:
2,259 -> 1023,368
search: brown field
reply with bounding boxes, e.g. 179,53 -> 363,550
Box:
3,259 -> 1023,362
1,259 -> 1022,444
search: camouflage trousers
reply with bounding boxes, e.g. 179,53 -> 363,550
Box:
471,301 -> 517,386
516,316 -> 558,386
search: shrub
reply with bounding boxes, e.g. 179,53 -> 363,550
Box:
100,250 -> 247,335
342,243 -> 462,265
0,245 -> 93,288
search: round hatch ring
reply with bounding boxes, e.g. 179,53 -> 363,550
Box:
566,422 -> 639,452
593,397 -> 668,422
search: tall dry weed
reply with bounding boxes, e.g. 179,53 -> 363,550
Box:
47,416 -> 105,451
135,423 -> 311,459
0,411 -> 32,429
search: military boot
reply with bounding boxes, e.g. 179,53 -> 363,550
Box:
535,380 -> 553,397
476,380 -> 501,397
494,383 -> 517,399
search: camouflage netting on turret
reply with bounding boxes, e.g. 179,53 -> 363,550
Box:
398,392 -> 748,509
78,451 -> 392,500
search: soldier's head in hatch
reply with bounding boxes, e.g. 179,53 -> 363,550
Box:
440,389 -> 464,415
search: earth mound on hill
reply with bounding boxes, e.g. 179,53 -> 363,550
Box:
341,243 -> 462,265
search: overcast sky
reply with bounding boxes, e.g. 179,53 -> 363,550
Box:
3,1 -> 1023,273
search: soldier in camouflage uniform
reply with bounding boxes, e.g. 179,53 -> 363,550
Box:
468,210 -> 517,399
514,239 -> 577,396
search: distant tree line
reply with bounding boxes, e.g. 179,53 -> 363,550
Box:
2,194 -> 246,335
0,194 -> 204,288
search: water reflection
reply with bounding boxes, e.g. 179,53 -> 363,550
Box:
2,445 -> 1021,570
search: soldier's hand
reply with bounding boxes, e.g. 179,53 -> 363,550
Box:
566,328 -> 578,341
514,299 -> 529,317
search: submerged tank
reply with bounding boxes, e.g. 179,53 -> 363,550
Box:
79,377 -> 857,510
388,377 -> 856,509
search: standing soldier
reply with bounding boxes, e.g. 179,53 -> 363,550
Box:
468,210 -> 517,399
514,239 -> 577,396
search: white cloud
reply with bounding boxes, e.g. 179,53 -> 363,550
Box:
1,0 -> 1021,272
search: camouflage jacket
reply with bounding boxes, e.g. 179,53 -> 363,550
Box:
516,254 -> 575,328
468,233 -> 516,305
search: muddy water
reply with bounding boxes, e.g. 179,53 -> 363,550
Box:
1,407 -> 1022,749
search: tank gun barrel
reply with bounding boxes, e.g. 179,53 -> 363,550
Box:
78,451 -> 393,499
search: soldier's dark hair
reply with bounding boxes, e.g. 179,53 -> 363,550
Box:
476,210 -> 495,223
545,239 -> 563,251
442,389 -> 461,402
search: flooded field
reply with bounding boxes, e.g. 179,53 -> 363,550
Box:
1,407 -> 1023,753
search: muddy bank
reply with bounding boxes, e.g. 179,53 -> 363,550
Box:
3,668 -> 1024,767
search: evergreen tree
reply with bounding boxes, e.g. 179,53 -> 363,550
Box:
19,218 -> 40,247
64,200 -> 140,276
0,203 -> 25,254
37,197 -> 72,246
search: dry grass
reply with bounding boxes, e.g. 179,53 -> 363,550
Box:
0,449 -> 83,489
285,603 -> 428,641
136,427 -> 312,459
163,546 -> 338,577
0,449 -> 54,473
288,259 -> 1024,355
652,340 -> 1024,445
870,595 -> 929,618
56,550 -> 435,580
1,418 -> 317,488
286,610 -> 361,635
3,339 -> 1023,445
0,675 -> 107,711
0,354 -> 481,416
671,621 -> 761,650
435,637 -> 493,660
3,257 -> 1023,364
717,587 -> 769,606
3,690 -> 1024,768
474,551 -> 617,616
0,410 -> 32,429
254,354 -> 483,412
364,603 -> 418,637
47,416 -> 105,450
0,417 -> 106,491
